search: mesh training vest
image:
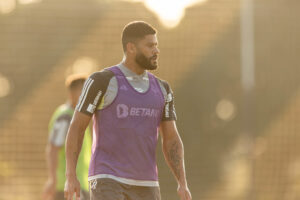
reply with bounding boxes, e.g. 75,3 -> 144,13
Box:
89,66 -> 165,182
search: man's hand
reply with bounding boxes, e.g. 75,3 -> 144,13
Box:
177,184 -> 192,200
64,177 -> 81,200
42,178 -> 56,200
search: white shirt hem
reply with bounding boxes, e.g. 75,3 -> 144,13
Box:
88,174 -> 159,187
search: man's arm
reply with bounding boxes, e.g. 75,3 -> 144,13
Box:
160,120 -> 192,200
43,115 -> 70,200
42,144 -> 60,200
64,111 -> 91,200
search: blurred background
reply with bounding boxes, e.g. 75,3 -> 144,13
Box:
0,0 -> 300,199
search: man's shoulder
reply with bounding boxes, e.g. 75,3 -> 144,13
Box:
89,68 -> 115,82
150,74 -> 171,91
82,68 -> 116,94
75,67 -> 116,114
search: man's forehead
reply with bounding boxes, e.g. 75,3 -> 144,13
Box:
141,34 -> 158,43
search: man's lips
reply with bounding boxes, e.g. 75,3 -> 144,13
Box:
151,55 -> 158,60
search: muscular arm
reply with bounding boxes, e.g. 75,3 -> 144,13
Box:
65,111 -> 91,177
160,120 -> 186,185
160,120 -> 192,200
64,71 -> 112,199
64,111 -> 91,200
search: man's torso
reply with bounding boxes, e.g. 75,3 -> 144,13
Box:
76,64 -> 177,187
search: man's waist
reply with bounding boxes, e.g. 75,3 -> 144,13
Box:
88,174 -> 159,187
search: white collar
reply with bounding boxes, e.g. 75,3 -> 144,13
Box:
118,63 -> 148,80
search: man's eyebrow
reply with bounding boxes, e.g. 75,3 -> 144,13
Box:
147,41 -> 158,45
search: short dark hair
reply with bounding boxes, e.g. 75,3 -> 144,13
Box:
122,21 -> 157,52
65,74 -> 87,90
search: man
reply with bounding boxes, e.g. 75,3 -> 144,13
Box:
43,74 -> 91,200
64,21 -> 192,200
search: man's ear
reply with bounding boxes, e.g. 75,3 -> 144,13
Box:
126,42 -> 136,54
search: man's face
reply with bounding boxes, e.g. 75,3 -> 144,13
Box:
134,34 -> 160,70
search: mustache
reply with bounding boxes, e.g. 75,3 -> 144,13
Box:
150,55 -> 158,60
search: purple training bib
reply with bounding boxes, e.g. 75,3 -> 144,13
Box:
89,66 -> 165,182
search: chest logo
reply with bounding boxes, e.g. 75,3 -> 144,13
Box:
116,104 -> 160,119
116,104 -> 129,118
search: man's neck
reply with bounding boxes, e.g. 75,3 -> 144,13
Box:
123,58 -> 145,75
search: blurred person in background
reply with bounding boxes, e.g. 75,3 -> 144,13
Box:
43,74 -> 91,200
64,21 -> 192,200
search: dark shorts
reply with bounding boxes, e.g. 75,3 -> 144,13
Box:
89,178 -> 161,200
55,190 -> 89,200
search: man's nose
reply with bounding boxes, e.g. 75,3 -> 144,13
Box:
154,47 -> 160,54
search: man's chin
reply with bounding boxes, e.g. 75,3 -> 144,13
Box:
140,62 -> 158,70
148,64 -> 158,70
149,61 -> 158,70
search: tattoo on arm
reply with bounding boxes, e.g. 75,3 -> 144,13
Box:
167,141 -> 183,180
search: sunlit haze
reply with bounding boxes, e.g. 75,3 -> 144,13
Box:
0,0 -> 16,14
18,0 -> 42,5
0,0 -> 41,14
65,57 -> 98,77
126,0 -> 207,28
0,74 -> 11,98
1,0 -> 207,27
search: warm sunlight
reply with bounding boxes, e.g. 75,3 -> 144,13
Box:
0,74 -> 11,98
0,0 -> 16,14
65,57 -> 98,77
0,0 -> 42,14
18,0 -> 42,5
125,0 -> 207,28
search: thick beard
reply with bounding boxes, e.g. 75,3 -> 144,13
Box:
135,51 -> 158,70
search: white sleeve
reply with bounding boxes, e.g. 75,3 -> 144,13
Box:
49,118 -> 70,147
